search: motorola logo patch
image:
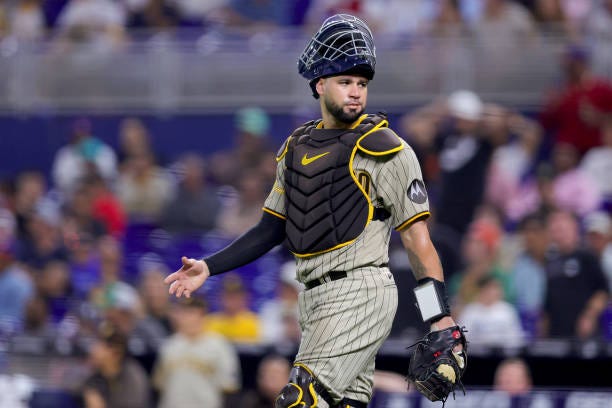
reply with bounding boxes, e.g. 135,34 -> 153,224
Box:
408,179 -> 427,204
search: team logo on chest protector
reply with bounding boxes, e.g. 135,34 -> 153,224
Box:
280,114 -> 402,257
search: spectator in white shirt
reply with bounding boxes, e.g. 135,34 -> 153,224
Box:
51,118 -> 118,196
458,275 -> 525,349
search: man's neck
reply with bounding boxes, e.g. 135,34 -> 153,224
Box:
321,115 -> 351,130
100,360 -> 122,379
182,330 -> 204,341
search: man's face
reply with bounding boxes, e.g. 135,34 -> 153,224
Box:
562,56 -> 587,83
171,305 -> 205,337
319,75 -> 368,124
547,211 -> 579,253
495,361 -> 531,396
257,358 -> 291,400
521,219 -> 548,256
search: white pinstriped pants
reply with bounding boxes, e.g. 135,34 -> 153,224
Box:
295,267 -> 398,404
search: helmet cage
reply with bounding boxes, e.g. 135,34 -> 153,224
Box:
298,14 -> 376,81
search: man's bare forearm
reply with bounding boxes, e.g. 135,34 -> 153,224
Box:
400,220 -> 444,282
400,220 -> 456,330
583,291 -> 608,319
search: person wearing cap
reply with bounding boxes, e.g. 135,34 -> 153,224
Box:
402,89 -> 510,240
51,118 -> 118,195
166,14 -> 465,408
540,44 -> 612,156
542,210 -> 609,340
205,274 -> 261,343
81,322 -> 151,408
154,296 -> 240,408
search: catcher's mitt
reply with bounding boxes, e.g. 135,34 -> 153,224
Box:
406,326 -> 467,405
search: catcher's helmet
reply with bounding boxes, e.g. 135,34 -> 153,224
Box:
298,14 -> 376,97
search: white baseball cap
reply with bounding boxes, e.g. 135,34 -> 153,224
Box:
447,90 -> 483,121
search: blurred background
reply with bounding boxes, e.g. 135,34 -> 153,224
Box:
0,0 -> 611,407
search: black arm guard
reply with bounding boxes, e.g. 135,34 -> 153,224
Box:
204,212 -> 286,276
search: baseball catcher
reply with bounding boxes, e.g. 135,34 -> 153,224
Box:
166,13 -> 469,408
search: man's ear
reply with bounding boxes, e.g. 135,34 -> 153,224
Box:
316,78 -> 325,97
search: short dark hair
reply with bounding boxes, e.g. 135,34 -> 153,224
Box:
222,274 -> 246,293
175,296 -> 207,310
476,275 -> 499,289
517,213 -> 545,231
98,322 -> 128,356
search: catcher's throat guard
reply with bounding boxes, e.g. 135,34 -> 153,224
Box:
407,326 -> 468,406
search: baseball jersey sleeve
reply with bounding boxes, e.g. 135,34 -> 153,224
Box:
377,144 -> 430,230
263,158 -> 287,219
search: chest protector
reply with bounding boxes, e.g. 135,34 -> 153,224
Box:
278,113 -> 403,257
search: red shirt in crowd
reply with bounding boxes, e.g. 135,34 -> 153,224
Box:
540,78 -> 612,155
93,193 -> 126,238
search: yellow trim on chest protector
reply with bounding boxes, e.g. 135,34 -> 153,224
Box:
276,136 -> 292,162
349,119 -> 388,223
263,207 -> 286,220
293,237 -> 360,258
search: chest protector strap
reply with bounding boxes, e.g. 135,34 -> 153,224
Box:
282,113 -> 401,257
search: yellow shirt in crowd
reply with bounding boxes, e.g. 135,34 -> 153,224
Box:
204,312 -> 261,343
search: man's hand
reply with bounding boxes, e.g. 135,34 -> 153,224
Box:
407,325 -> 468,403
576,312 -> 597,339
432,316 -> 466,366
164,256 -> 210,298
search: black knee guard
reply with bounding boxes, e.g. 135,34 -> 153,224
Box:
275,364 -> 325,408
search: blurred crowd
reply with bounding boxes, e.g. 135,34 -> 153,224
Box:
0,43 -> 610,404
0,105 -> 300,407
0,0 -> 610,45
399,43 -> 612,350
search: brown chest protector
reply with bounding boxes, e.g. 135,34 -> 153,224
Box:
280,113 -> 402,257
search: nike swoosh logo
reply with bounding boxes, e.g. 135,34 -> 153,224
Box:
301,152 -> 330,165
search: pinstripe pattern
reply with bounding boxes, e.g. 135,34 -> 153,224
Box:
296,267 -> 398,402
262,128 -> 428,404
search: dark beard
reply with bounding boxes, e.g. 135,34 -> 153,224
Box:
324,97 -> 363,124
